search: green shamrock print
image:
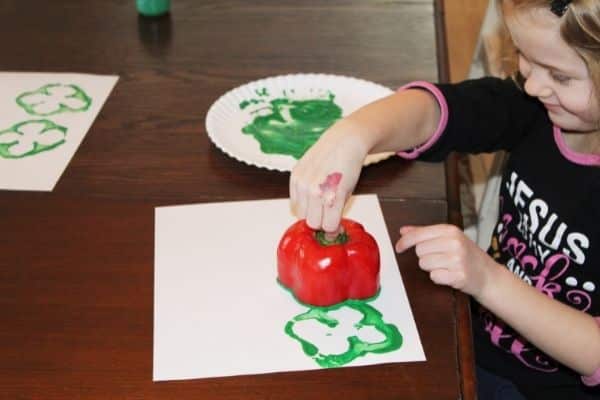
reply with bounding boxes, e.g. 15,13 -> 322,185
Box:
284,300 -> 402,368
16,83 -> 92,116
240,89 -> 342,159
0,120 -> 67,159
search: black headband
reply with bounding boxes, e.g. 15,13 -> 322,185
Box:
550,0 -> 572,17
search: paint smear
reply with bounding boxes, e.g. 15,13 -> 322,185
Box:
240,90 -> 342,159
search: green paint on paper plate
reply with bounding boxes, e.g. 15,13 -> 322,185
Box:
240,90 -> 342,159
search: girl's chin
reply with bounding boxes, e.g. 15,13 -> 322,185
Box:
547,110 -> 570,126
547,112 -> 564,127
549,115 -> 596,132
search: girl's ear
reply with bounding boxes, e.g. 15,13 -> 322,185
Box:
514,71 -> 526,91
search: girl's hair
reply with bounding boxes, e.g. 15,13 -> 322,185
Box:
505,0 -> 600,96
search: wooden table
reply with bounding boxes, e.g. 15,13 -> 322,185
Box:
0,1 -> 475,398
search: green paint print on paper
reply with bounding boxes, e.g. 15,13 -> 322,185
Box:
284,299 -> 403,368
0,120 -> 67,159
239,88 -> 342,159
16,83 -> 92,116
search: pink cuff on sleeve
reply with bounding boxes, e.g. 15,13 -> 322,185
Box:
396,81 -> 449,160
581,317 -> 600,387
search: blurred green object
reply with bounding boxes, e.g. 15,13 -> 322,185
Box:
136,0 -> 170,16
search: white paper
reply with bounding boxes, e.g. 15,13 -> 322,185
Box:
0,72 -> 118,191
153,194 -> 425,381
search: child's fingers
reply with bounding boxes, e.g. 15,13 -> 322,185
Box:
429,268 -> 455,286
414,236 -> 462,258
322,192 -> 345,233
417,253 -> 455,272
395,224 -> 456,253
289,170 -> 308,219
305,193 -> 324,230
296,192 -> 308,220
398,225 -> 417,234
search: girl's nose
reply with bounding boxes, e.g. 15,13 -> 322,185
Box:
523,73 -> 553,99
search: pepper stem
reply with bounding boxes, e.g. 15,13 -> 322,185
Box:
315,229 -> 348,246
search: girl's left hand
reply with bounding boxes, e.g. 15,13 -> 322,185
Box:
395,224 -> 497,298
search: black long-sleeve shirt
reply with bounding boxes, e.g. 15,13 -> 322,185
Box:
410,77 -> 600,399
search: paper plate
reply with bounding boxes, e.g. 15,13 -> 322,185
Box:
205,73 -> 395,171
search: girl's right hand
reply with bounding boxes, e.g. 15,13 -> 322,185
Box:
289,119 -> 371,233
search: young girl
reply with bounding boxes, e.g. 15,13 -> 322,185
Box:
289,0 -> 600,398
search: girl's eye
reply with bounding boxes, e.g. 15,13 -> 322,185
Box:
551,73 -> 571,84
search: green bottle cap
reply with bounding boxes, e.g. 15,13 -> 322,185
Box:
136,0 -> 171,17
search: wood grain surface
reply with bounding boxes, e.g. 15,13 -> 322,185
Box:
0,1 -> 474,398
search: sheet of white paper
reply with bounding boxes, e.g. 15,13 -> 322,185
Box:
153,194 -> 425,381
0,72 -> 118,191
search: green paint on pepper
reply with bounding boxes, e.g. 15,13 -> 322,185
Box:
284,299 -> 403,368
16,83 -> 92,116
0,120 -> 67,159
240,90 -> 342,159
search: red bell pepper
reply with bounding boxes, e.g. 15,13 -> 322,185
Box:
277,218 -> 380,306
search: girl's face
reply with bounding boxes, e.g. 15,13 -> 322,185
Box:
503,0 -> 600,132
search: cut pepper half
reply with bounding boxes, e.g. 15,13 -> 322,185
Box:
277,218 -> 380,306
